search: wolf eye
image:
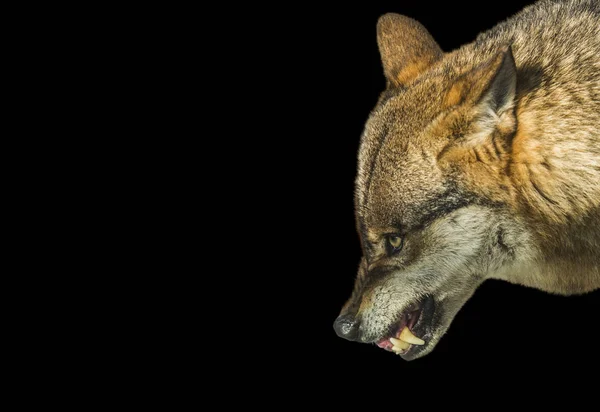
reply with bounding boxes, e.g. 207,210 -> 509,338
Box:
387,235 -> 404,254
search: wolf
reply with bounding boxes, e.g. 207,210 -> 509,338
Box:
333,0 -> 600,360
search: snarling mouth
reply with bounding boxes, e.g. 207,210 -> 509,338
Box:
375,297 -> 434,357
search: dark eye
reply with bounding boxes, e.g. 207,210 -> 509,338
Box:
387,235 -> 404,254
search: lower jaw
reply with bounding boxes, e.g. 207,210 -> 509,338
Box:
380,340 -> 425,357
376,297 -> 436,357
396,343 -> 427,360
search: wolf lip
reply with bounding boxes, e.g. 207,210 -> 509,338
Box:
376,305 -> 425,354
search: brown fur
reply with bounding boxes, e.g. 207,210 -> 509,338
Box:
335,0 -> 600,360
377,13 -> 443,87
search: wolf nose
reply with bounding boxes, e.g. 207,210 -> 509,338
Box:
333,314 -> 360,341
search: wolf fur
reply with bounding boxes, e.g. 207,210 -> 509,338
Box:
335,0 -> 600,360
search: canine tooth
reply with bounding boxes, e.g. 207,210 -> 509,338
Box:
389,337 -> 401,346
390,338 -> 411,350
399,328 -> 425,345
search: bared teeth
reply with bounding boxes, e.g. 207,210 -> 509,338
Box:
389,337 -> 410,351
391,347 -> 405,355
383,319 -> 427,355
399,327 -> 425,345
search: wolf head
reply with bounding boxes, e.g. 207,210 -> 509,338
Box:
334,14 -> 535,360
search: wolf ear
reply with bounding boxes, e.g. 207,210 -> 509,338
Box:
445,46 -> 517,117
377,14 -> 443,88
480,47 -> 517,115
439,48 -> 517,165
473,46 -> 517,119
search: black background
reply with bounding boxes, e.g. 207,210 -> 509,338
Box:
284,0 -> 600,391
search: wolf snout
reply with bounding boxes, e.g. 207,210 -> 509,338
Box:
333,314 -> 360,341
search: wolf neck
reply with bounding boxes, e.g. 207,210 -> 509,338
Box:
508,105 -> 600,226
499,103 -> 600,294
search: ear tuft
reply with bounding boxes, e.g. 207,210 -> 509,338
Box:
481,46 -> 517,115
